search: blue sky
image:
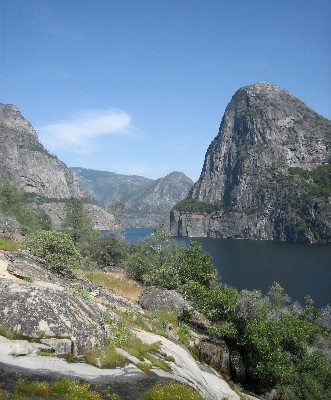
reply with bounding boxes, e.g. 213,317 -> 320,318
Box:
1,0 -> 330,181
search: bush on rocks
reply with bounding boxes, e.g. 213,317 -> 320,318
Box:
24,230 -> 80,269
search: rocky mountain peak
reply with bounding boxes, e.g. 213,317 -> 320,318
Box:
0,103 -> 38,139
170,83 -> 331,242
0,103 -> 82,199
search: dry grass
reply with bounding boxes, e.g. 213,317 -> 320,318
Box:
0,238 -> 20,251
78,270 -> 145,302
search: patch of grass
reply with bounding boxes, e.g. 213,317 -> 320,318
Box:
39,349 -> 56,357
136,361 -> 152,373
154,311 -> 178,327
118,309 -> 152,331
178,323 -> 191,347
123,338 -> 171,372
86,346 -> 126,368
0,324 -> 14,339
78,270 -> 145,301
140,381 -> 205,400
52,378 -> 101,399
0,324 -> 23,340
14,379 -> 52,397
0,237 -> 20,251
2,378 -> 117,399
141,311 -> 179,337
66,287 -> 92,302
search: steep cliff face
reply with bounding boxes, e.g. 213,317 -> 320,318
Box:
0,104 -> 82,198
0,104 -> 117,231
170,82 -> 331,242
72,168 -> 193,227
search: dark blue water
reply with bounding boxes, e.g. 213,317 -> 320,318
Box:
123,227 -> 155,243
121,228 -> 331,308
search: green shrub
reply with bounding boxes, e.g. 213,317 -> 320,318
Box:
52,378 -> 101,399
14,379 -> 52,397
125,230 -> 183,289
0,175 -> 51,232
86,346 -> 126,368
140,381 -> 204,400
207,322 -> 238,340
24,230 -> 80,269
177,240 -> 216,288
62,197 -> 93,245
178,323 -> 191,346
0,324 -> 14,339
79,232 -> 127,267
173,198 -> 225,214
125,230 -> 216,291
185,281 -> 238,322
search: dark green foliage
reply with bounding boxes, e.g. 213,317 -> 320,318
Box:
24,230 -> 80,269
62,197 -> 93,244
125,230 -> 183,289
184,281 -> 238,322
79,232 -> 127,267
0,175 -> 51,232
234,286 -> 331,397
288,164 -> 331,199
276,351 -> 331,400
241,313 -> 330,396
173,198 -> 225,214
177,240 -> 216,287
183,273 -> 330,398
125,230 -> 217,290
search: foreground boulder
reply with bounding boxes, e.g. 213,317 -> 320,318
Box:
0,278 -> 106,355
139,286 -> 210,328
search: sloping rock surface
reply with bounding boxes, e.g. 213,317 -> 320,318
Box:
0,252 -> 243,400
0,278 -> 106,355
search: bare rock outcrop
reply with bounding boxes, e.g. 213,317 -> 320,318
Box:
0,278 -> 106,355
170,82 -> 331,242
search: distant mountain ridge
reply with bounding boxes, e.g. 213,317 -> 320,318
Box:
169,82 -> 331,243
71,167 -> 193,227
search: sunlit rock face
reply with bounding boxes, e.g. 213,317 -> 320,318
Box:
0,103 -> 82,199
0,104 -> 118,231
170,82 -> 331,242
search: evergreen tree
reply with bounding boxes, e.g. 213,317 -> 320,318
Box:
62,197 -> 93,244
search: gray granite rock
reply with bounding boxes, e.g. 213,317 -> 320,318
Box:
169,82 -> 331,242
0,278 -> 106,355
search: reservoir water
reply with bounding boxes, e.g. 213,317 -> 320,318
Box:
123,228 -> 331,308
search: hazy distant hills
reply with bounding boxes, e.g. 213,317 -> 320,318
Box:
71,167 -> 193,227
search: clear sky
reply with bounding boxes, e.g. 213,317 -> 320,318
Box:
1,0 -> 330,181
